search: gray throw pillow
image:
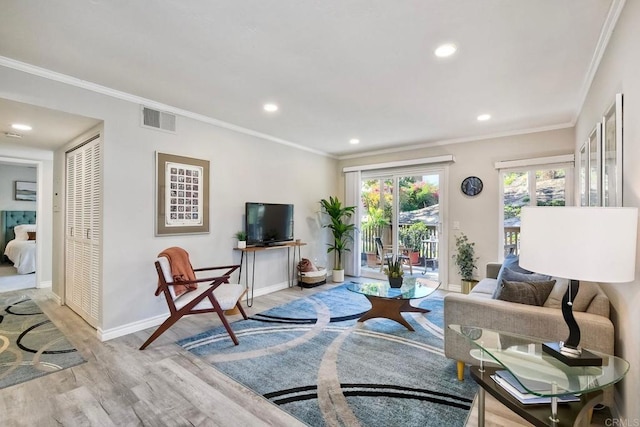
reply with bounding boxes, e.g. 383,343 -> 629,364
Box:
495,279 -> 557,306
501,267 -> 551,283
492,255 -> 534,298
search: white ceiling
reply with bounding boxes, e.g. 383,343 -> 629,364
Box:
0,1 -> 617,157
0,98 -> 101,151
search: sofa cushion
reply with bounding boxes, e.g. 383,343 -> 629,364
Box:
495,279 -> 556,306
543,279 -> 600,313
470,278 -> 497,297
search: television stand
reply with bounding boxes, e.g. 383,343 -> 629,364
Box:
234,241 -> 306,306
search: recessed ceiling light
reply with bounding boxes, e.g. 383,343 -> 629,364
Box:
434,43 -> 457,58
12,123 -> 32,131
263,103 -> 278,112
349,138 -> 360,145
477,114 -> 491,121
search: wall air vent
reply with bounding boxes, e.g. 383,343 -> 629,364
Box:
141,106 -> 177,133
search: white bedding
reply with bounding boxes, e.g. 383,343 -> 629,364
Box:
4,239 -> 36,274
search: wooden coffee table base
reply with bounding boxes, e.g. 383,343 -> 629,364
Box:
357,295 -> 430,331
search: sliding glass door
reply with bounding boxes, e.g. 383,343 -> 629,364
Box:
360,169 -> 444,283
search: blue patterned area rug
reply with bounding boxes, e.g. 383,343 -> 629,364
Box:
178,284 -> 477,426
0,292 -> 86,389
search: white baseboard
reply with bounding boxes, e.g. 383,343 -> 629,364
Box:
37,280 -> 52,289
448,283 -> 462,293
98,313 -> 168,342
97,281 -> 290,342
50,292 -> 62,305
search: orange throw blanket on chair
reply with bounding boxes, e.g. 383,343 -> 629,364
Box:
158,247 -> 198,297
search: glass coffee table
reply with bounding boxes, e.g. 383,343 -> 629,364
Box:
346,278 -> 440,331
449,325 -> 629,427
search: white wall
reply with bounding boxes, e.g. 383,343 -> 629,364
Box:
575,0 -> 640,420
0,164 -> 37,211
0,64 -> 339,337
338,127 -> 575,286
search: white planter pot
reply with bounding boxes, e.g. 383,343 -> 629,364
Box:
237,241 -> 246,249
332,269 -> 344,283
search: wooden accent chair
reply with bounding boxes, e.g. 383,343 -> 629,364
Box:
140,247 -> 248,350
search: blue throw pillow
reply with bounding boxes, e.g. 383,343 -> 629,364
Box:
493,254 -> 519,297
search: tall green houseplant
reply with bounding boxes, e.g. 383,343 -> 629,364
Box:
452,232 -> 478,281
320,196 -> 357,272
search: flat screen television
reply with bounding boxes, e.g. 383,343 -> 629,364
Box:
245,202 -> 294,246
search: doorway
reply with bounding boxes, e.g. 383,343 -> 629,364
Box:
360,169 -> 444,284
0,158 -> 41,292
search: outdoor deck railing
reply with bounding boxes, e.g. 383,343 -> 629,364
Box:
362,225 -> 521,262
361,224 -> 438,260
504,226 -> 521,255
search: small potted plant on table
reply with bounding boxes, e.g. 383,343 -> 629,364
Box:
384,256 -> 404,288
235,231 -> 247,249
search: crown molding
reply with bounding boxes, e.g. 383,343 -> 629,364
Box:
0,56 -> 334,159
337,122 -> 574,161
574,0 -> 626,119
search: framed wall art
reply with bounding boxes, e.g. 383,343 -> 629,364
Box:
155,152 -> 210,236
587,123 -> 601,206
14,181 -> 37,201
602,93 -> 623,207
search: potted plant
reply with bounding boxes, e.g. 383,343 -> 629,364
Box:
384,256 -> 404,288
320,196 -> 357,282
401,222 -> 429,265
235,231 -> 247,249
362,206 -> 390,267
452,232 -> 478,293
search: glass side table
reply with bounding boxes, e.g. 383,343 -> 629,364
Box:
449,325 -> 629,427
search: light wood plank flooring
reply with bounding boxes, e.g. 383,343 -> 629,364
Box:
0,283 -> 607,426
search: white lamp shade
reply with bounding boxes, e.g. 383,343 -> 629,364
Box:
520,207 -> 638,283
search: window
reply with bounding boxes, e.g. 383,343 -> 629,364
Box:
498,158 -> 573,258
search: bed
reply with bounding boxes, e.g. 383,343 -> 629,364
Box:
1,210 -> 37,274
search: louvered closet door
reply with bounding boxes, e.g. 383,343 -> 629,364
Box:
65,135 -> 102,328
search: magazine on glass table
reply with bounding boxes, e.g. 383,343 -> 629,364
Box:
491,370 -> 580,405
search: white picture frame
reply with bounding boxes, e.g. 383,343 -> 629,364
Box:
587,123 -> 602,206
602,93 -> 623,207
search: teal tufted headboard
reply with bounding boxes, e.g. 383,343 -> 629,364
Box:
1,210 -> 37,256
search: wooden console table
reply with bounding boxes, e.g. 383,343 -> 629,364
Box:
234,241 -> 306,306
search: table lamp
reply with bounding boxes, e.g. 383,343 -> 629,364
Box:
519,206 -> 638,366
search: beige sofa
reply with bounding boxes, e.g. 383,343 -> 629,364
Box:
444,263 -> 614,385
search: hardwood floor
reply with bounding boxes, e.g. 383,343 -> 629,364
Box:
0,283 -> 609,426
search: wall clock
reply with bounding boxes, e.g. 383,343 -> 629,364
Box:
461,176 -> 483,197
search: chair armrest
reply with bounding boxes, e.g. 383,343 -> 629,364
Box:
194,264 -> 240,273
165,275 -> 232,286
193,264 -> 240,281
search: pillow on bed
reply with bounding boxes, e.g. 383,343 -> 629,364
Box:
13,224 -> 37,240
27,231 -> 36,240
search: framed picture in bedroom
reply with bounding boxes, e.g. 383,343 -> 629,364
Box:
155,152 -> 210,236
602,93 -> 623,207
14,181 -> 37,201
